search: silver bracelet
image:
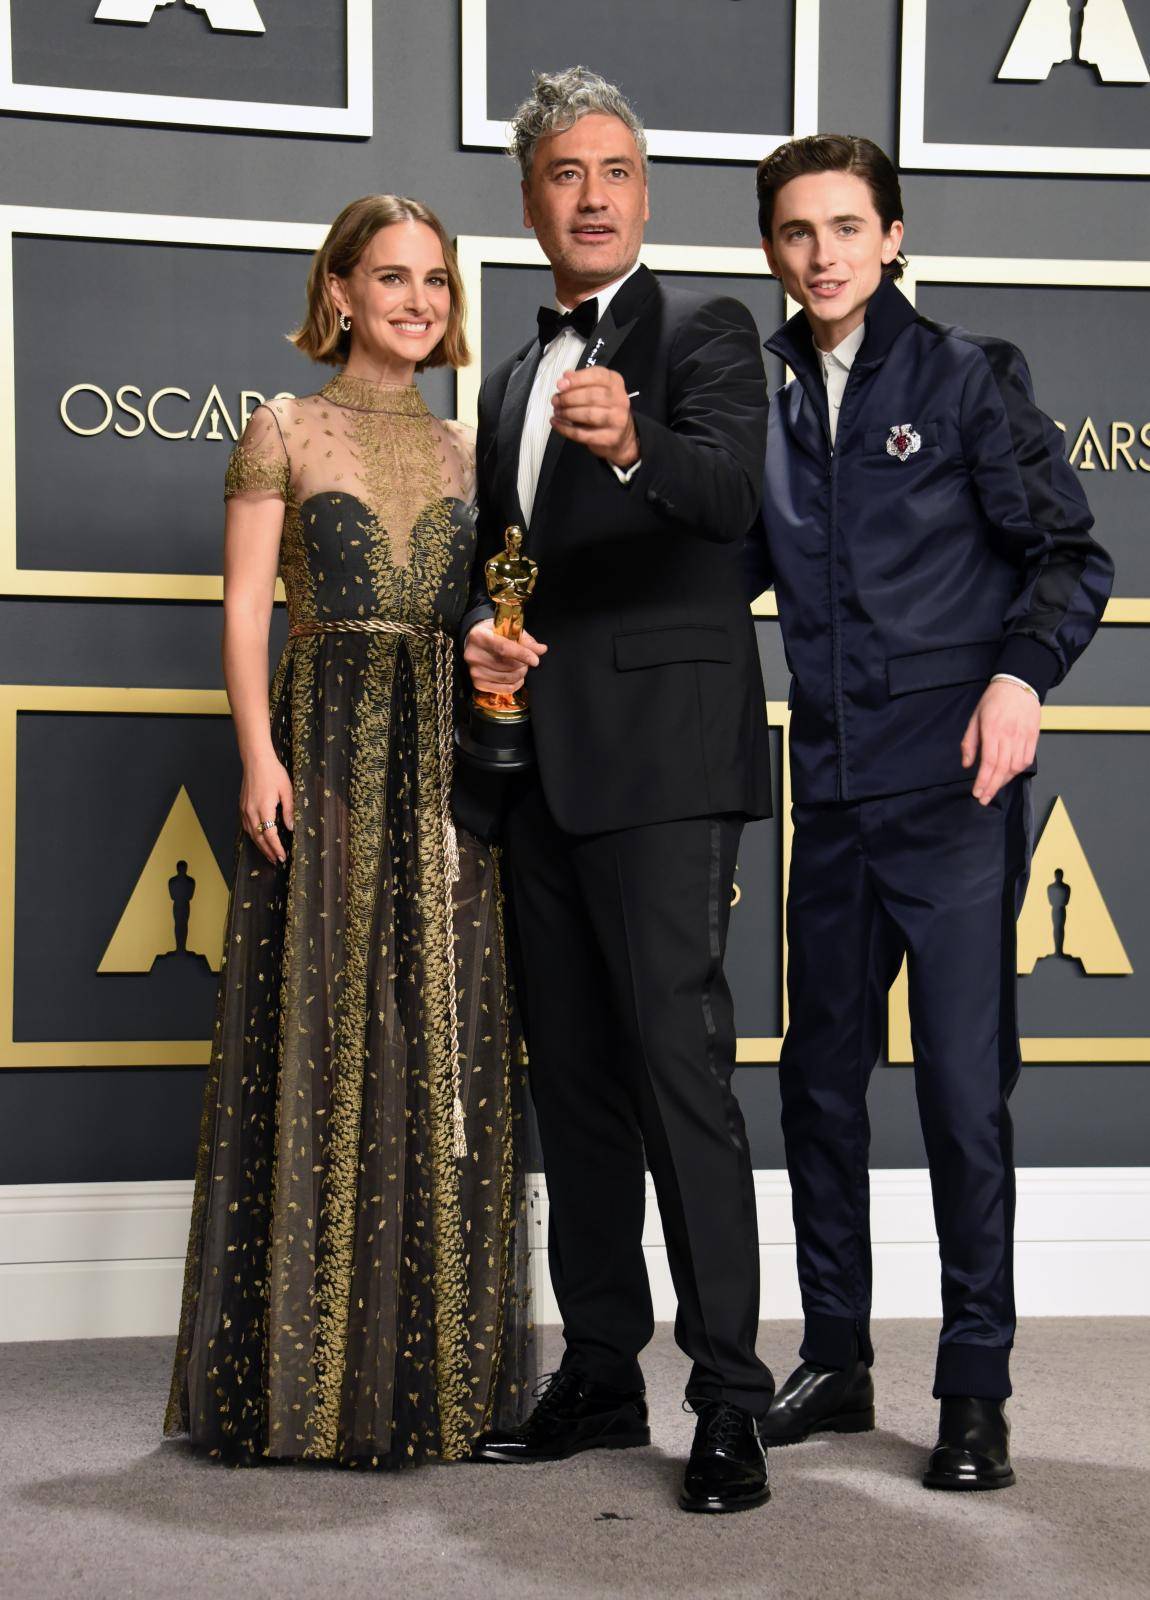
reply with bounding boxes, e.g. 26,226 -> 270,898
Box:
990,673 -> 1039,702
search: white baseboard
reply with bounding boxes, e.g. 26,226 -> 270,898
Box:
2,1169 -> 1148,1342
0,1180 -> 193,1341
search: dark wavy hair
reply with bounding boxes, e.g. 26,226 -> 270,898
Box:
756,134 -> 907,281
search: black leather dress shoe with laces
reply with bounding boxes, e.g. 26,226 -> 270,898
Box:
923,1396 -> 1015,1490
758,1358 -> 875,1446
678,1401 -> 770,1514
471,1368 -> 650,1463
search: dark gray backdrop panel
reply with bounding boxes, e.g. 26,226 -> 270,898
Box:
0,0 -> 1147,1183
0,601 -> 288,688
10,0 -> 347,109
1018,731 -> 1149,1038
923,0 -> 1150,149
917,282 -> 1150,598
4,1056 -> 1149,1184
484,0 -> 794,138
0,1070 -> 210,1183
737,1062 -> 1150,1171
15,235 -> 318,577
14,712 -> 240,1043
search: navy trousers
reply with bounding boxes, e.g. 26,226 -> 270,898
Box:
780,777 -> 1032,1400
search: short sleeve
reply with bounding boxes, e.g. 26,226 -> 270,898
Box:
224,404 -> 290,502
440,419 -> 477,502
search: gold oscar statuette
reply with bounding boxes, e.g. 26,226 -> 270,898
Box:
455,525 -> 539,771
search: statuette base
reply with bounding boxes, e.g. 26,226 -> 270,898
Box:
455,707 -> 535,772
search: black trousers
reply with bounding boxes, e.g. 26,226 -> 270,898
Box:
503,778 -> 774,1416
781,777 -> 1032,1401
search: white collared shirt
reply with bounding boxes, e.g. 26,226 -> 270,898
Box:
517,262 -> 642,526
816,317 -> 1036,698
816,321 -> 866,447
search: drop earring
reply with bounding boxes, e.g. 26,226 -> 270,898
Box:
339,312 -> 352,332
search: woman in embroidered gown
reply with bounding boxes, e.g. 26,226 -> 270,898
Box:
165,196 -> 531,1468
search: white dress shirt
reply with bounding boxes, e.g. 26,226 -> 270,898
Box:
517,263 -> 642,527
816,320 -> 866,448
816,319 -> 1036,699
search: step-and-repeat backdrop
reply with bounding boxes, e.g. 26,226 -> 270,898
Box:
0,0 -> 1147,1181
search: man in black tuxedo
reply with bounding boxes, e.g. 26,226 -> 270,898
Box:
462,68 -> 773,1514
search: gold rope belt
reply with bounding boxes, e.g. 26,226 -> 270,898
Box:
287,616 -> 467,1158
289,618 -> 442,639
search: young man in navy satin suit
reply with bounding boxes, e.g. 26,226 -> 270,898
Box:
746,135 -> 1113,1490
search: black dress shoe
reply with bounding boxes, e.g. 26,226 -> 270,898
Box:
923,1397 -> 1015,1490
678,1401 -> 770,1514
471,1368 -> 650,1463
759,1359 -> 875,1446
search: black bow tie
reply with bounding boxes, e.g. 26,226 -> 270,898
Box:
537,298 -> 599,349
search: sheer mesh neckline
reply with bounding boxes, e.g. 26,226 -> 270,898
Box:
225,380 -> 476,594
320,375 -> 429,416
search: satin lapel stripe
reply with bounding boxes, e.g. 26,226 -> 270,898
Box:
497,347 -> 540,529
583,312 -> 639,377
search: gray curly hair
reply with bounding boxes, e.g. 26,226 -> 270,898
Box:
508,66 -> 648,181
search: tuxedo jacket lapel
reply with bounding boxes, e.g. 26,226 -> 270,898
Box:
528,265 -> 655,534
496,340 -> 540,529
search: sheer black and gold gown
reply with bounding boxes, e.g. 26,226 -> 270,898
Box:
165,375 -> 532,1467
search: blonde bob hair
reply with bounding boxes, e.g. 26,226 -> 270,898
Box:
291,194 -> 471,370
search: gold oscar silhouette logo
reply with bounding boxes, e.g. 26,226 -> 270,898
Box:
886,790 -> 1131,1061
999,0 -> 1149,84
94,0 -> 265,32
99,786 -> 229,974
1017,796 -> 1132,974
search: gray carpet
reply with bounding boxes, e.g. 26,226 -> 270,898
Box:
1,1320 -> 1147,1600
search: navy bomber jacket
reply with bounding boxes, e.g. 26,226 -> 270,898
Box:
746,277 -> 1114,805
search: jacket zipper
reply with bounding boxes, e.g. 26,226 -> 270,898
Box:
792,358 -> 851,801
827,434 -> 847,801
814,377 -> 849,803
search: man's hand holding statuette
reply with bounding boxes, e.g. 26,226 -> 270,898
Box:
464,618 -> 548,695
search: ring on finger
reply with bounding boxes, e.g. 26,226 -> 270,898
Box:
256,818 -> 277,833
